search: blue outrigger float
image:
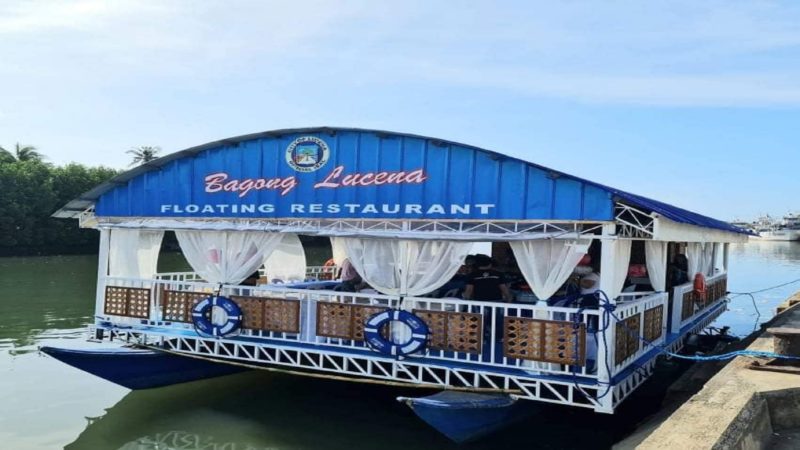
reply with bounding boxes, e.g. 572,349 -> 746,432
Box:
49,127 -> 749,442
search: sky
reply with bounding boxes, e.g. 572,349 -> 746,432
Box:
0,0 -> 798,221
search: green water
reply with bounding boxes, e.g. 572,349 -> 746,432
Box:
1,243 -> 799,449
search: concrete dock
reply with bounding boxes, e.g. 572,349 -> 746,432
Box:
616,293 -> 800,450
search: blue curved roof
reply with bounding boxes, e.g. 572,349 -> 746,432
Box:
53,127 -> 748,235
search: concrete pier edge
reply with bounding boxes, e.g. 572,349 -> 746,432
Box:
615,292 -> 800,450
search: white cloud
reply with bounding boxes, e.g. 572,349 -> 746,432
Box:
2,0 -> 800,107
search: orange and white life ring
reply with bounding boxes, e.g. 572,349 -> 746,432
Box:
693,273 -> 706,297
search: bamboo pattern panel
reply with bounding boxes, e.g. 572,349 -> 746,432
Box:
643,305 -> 664,342
162,290 -> 209,323
231,295 -> 265,330
681,290 -> 696,321
104,286 -> 152,319
503,317 -> 586,366
615,314 -> 641,365
261,298 -> 301,333
352,305 -> 389,341
316,302 -> 353,339
415,310 -> 482,354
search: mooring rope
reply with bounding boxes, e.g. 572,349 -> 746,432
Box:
594,290 -> 800,363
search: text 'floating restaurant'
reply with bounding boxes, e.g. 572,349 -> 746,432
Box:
47,127 -> 750,442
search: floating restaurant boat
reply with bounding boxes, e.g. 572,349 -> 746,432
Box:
49,127 -> 751,442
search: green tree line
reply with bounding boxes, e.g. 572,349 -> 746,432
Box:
0,144 -> 120,256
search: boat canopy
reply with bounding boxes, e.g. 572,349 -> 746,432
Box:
54,127 -> 749,242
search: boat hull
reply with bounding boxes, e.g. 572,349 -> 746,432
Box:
757,230 -> 800,241
40,345 -> 247,390
398,391 -> 533,443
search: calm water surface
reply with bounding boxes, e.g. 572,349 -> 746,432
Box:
1,243 -> 798,449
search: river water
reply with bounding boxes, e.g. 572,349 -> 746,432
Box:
1,243 -> 798,449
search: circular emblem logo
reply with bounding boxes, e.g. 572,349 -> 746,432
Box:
285,136 -> 330,173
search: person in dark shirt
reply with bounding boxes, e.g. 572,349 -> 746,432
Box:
462,254 -> 512,302
668,253 -> 690,287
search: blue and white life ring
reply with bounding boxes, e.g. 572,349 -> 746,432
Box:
364,310 -> 429,357
191,296 -> 242,338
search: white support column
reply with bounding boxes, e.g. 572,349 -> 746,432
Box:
595,223 -> 617,413
95,228 -> 111,319
598,224 -> 618,303
723,243 -> 730,273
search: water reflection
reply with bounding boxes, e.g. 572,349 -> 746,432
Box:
116,431 -> 277,450
65,369 -> 648,450
65,371 -> 456,450
722,242 -> 800,336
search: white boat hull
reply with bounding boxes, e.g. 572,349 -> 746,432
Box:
757,230 -> 800,241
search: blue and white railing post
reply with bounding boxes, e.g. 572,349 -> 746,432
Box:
595,224 -> 618,413
94,227 -> 111,320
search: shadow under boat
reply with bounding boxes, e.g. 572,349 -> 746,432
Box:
44,343 -> 693,447
42,344 -> 536,443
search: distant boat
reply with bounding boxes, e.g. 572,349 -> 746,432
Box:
754,213 -> 800,241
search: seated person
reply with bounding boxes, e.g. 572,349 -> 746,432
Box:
434,261 -> 474,297
668,254 -> 690,286
334,274 -> 363,292
462,255 -> 512,302
339,258 -> 359,282
334,258 -> 364,292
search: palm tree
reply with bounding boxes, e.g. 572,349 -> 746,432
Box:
127,146 -> 161,166
0,143 -> 44,163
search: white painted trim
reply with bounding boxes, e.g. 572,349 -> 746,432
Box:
653,216 -> 748,243
95,229 -> 110,317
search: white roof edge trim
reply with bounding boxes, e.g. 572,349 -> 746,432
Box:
97,219 -> 603,242
653,216 -> 749,243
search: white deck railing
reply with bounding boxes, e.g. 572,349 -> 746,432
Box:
101,275 -> 602,379
670,272 -> 728,333
611,291 -> 669,377
159,266 -> 339,284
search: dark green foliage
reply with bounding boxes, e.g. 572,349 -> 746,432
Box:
0,160 -> 118,256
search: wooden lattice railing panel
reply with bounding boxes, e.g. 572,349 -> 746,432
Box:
682,277 -> 728,321
262,298 -> 301,333
643,305 -> 664,342
231,295 -> 265,330
162,290 -> 209,323
503,317 -> 586,366
681,290 -> 696,321
615,314 -> 641,365
104,286 -> 152,319
352,305 -> 389,341
415,310 -> 482,354
316,302 -> 353,339
315,302 -> 389,341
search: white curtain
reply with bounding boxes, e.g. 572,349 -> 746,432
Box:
686,242 -> 703,279
330,237 -> 348,266
644,241 -> 667,292
340,238 -> 471,296
713,243 -> 725,274
108,229 -> 164,278
263,234 -> 307,283
509,239 -> 593,300
175,231 -> 283,285
609,239 -> 633,299
703,243 -> 716,276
